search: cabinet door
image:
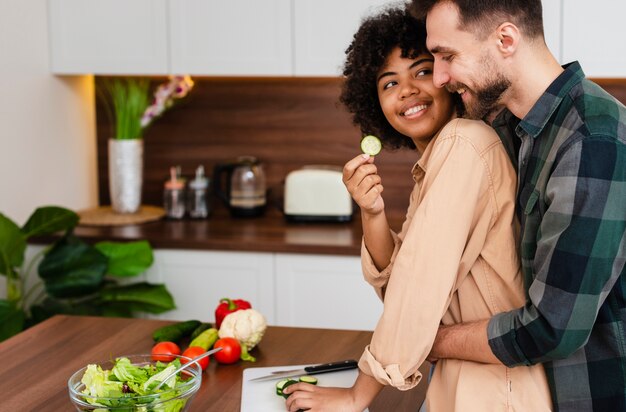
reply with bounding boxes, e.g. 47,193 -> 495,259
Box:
541,0 -> 562,62
169,0 -> 292,75
144,250 -> 276,324
562,0 -> 626,77
48,0 -> 169,74
275,253 -> 382,330
293,0 -> 389,76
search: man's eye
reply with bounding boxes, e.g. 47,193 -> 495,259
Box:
383,81 -> 397,90
441,54 -> 454,62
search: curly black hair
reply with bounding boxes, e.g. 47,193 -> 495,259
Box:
340,5 -> 460,150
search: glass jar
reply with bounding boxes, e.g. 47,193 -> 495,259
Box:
187,165 -> 210,219
163,166 -> 186,219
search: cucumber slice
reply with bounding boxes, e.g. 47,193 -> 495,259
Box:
276,379 -> 292,391
360,135 -> 382,156
280,379 -> 298,399
299,375 -> 318,385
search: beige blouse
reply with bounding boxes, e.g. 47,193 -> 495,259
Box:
358,118 -> 552,411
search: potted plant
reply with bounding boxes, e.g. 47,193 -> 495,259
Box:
99,76 -> 194,213
0,206 -> 176,341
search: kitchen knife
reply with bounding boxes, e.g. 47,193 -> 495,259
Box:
249,359 -> 358,382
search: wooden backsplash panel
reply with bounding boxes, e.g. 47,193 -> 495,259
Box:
96,77 -> 418,218
95,77 -> 626,218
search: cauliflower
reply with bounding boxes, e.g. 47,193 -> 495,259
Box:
218,308 -> 267,351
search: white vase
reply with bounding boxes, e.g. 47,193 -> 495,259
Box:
108,139 -> 143,213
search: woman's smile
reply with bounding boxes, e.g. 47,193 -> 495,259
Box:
401,102 -> 430,118
377,48 -> 456,152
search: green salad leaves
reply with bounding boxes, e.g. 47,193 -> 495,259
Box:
79,357 -> 193,411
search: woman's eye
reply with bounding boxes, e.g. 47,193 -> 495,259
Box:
415,68 -> 432,77
383,81 -> 397,90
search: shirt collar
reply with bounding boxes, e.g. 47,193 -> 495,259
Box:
516,61 -> 585,139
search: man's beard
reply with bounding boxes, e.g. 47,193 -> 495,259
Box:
448,74 -> 511,120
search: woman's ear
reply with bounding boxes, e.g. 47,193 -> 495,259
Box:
495,22 -> 520,56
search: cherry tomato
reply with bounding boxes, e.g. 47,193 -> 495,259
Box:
182,346 -> 209,370
213,337 -> 242,364
151,341 -> 181,362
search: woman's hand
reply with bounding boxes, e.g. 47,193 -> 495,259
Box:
343,154 -> 384,216
283,383 -> 360,412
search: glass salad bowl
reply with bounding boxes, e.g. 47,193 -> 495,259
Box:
68,354 -> 202,412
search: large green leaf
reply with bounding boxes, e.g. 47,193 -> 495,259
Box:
0,213 -> 26,277
99,282 -> 176,314
99,303 -> 133,318
0,299 -> 26,341
38,234 -> 108,298
95,240 -> 154,277
29,297 -> 101,324
21,206 -> 79,239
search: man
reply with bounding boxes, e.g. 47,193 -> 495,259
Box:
411,1 -> 626,411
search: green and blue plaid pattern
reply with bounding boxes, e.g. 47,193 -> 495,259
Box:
487,62 -> 626,411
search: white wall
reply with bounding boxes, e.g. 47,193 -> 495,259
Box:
0,0 -> 97,226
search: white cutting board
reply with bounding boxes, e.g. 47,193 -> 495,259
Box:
241,365 -> 367,412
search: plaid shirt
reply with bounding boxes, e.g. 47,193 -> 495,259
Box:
487,62 -> 626,411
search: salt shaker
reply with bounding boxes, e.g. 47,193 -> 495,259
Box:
187,165 -> 210,218
163,166 -> 186,219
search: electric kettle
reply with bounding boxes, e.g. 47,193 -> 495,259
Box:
213,156 -> 267,217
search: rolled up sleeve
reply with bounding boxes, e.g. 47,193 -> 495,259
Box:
361,231 -> 401,300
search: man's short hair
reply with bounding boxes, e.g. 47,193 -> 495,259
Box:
411,0 -> 544,40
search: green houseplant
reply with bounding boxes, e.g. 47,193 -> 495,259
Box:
0,206 -> 176,342
99,75 -> 194,140
98,76 -> 194,213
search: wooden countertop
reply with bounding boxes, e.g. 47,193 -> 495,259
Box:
0,315 -> 428,411
37,206 -> 404,256
70,207 -> 366,255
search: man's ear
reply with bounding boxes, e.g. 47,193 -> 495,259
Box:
495,22 -> 520,56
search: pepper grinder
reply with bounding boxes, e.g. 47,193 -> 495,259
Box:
163,166 -> 186,219
187,165 -> 210,218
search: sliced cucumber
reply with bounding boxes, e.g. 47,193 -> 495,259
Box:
360,135 -> 382,156
278,379 -> 298,399
299,375 -> 318,385
276,379 -> 292,391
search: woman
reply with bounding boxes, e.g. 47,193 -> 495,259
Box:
284,6 -> 551,412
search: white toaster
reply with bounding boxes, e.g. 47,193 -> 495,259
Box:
284,165 -> 353,222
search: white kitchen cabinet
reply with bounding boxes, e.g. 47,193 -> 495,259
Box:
48,0 -> 169,74
143,249 -> 380,331
562,0 -> 626,77
144,250 -> 276,324
168,0 -> 292,75
293,0 -> 390,76
275,253 -> 382,330
50,0 -> 618,78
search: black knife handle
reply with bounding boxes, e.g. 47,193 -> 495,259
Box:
304,359 -> 358,375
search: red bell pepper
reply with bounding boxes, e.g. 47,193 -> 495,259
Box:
215,298 -> 252,329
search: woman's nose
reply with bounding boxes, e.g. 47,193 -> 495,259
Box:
400,82 -> 419,99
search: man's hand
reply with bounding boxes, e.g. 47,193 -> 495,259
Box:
428,320 -> 503,364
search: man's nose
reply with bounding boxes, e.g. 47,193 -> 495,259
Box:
432,63 -> 450,88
